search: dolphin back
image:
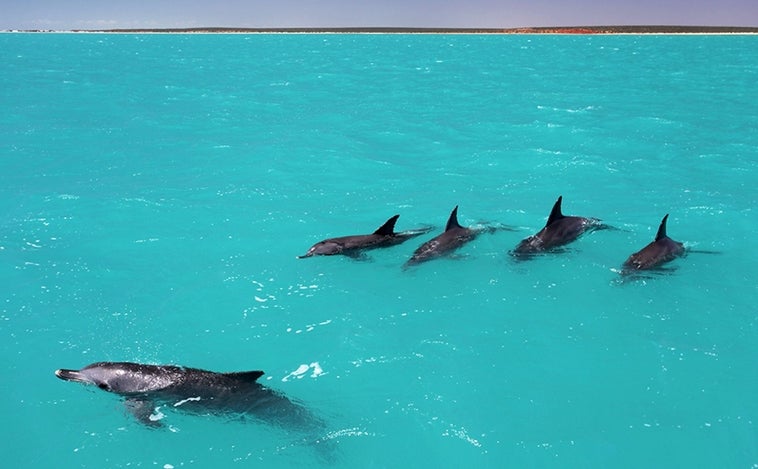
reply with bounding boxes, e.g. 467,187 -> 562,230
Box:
222,370 -> 265,382
622,214 -> 685,272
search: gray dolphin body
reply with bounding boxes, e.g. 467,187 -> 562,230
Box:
55,362 -> 321,431
623,214 -> 685,271
404,206 -> 477,267
512,196 -> 605,257
299,214 -> 432,258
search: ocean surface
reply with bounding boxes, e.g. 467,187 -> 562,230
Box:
1,32 -> 756,467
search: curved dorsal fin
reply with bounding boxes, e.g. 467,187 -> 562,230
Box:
655,214 -> 669,241
546,196 -> 564,226
445,206 -> 462,231
373,215 -> 400,236
224,371 -> 265,383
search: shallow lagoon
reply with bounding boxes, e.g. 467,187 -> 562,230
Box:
1,33 -> 756,467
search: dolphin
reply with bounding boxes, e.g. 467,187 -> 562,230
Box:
298,214 -> 433,259
55,362 -> 323,432
511,195 -> 606,258
622,214 -> 685,272
404,206 -> 480,267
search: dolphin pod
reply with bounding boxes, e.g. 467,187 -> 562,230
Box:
299,196 -> 697,273
54,198 -> 704,436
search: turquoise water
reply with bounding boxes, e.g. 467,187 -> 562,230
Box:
1,33 -> 757,467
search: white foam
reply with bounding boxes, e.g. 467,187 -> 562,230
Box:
310,362 -> 324,378
282,362 -> 326,381
149,407 -> 165,422
173,396 -> 201,407
293,364 -> 310,376
442,424 -> 483,448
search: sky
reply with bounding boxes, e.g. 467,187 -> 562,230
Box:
2,0 -> 757,31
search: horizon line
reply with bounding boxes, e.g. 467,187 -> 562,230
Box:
6,25 -> 758,34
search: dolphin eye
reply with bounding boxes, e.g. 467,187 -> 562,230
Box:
97,383 -> 110,391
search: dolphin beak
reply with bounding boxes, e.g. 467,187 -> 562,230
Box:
55,369 -> 88,383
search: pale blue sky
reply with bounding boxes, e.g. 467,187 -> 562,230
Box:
3,0 -> 757,31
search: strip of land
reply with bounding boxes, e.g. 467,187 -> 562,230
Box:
10,26 -> 758,34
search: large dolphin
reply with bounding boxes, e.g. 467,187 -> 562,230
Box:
622,214 -> 685,272
404,206 -> 480,267
511,195 -> 606,258
55,362 -> 323,432
298,214 -> 432,259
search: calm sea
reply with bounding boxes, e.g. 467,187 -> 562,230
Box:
1,32 -> 756,468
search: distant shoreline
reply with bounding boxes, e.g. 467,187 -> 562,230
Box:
6,25 -> 758,34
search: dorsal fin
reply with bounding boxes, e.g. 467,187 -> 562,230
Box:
445,206 -> 462,231
655,214 -> 669,241
546,196 -> 564,226
373,215 -> 400,235
224,371 -> 264,382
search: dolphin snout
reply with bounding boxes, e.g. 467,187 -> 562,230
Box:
297,246 -> 318,258
55,369 -> 85,382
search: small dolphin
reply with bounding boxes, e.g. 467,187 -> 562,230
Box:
55,362 -> 322,431
298,214 -> 432,259
404,206 -> 480,267
511,195 -> 605,258
622,214 -> 685,271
